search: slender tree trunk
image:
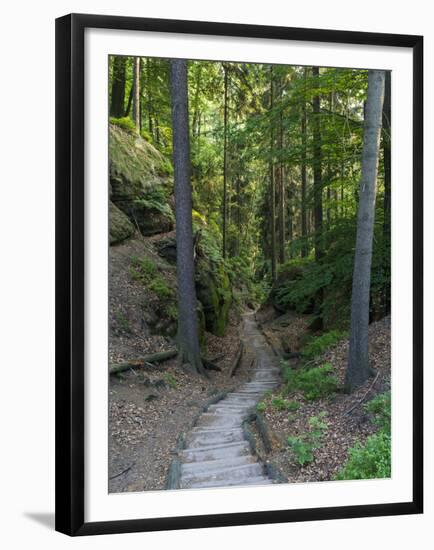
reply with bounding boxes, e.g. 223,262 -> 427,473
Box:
312,66 -> 323,263
110,56 -> 127,118
146,58 -> 154,139
222,65 -> 229,259
132,57 -> 141,131
301,68 -> 308,257
345,70 -> 385,392
124,85 -> 133,118
270,66 -> 277,282
312,66 -> 323,326
170,59 -> 206,376
278,79 -> 286,264
192,64 -> 202,138
383,71 -> 391,238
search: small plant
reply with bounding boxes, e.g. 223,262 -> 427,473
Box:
364,391 -> 391,434
287,413 -> 328,465
334,431 -> 391,480
164,372 -> 178,389
271,397 -> 300,411
115,311 -> 131,333
256,401 -> 266,413
283,363 -> 339,400
130,256 -> 157,282
335,391 -> 391,480
109,116 -> 137,132
302,330 -> 347,360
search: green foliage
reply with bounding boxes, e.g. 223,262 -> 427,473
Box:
335,391 -> 391,480
364,391 -> 391,434
256,401 -> 266,413
287,413 -> 328,465
109,116 -> 136,132
271,396 -> 300,411
334,431 -> 391,480
282,363 -> 339,401
302,330 -> 348,360
115,311 -> 131,333
130,256 -> 176,320
164,373 -> 178,389
134,187 -> 174,219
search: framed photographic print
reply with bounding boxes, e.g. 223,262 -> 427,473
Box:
55,13 -> 423,536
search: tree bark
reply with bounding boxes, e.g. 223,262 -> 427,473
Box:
110,56 -> 127,118
132,57 -> 141,131
345,70 -> 385,392
170,59 -> 206,376
382,71 -> 391,238
301,68 -> 308,257
312,66 -> 323,263
278,78 -> 286,264
269,66 -> 277,282
222,65 -> 229,259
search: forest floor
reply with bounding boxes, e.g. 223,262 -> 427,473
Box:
254,309 -> 391,483
108,236 -> 391,491
109,310 -> 255,492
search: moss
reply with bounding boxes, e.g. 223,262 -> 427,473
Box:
109,124 -> 174,236
196,257 -> 232,337
109,201 -> 135,244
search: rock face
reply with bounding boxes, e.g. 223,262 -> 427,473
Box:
109,123 -> 174,237
109,201 -> 135,244
195,257 -> 232,337
154,234 -> 232,337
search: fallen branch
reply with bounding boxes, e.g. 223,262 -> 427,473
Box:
109,462 -> 136,480
209,353 -> 225,363
229,341 -> 244,377
344,371 -> 380,416
201,357 -> 222,372
109,349 -> 178,375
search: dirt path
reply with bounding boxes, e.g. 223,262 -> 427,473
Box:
172,312 -> 281,489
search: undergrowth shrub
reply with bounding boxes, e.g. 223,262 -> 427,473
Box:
109,116 -> 136,132
287,413 -> 328,465
302,330 -> 347,360
130,256 -> 176,320
335,391 -> 391,480
271,397 -> 300,411
282,362 -> 339,400
334,431 -> 391,480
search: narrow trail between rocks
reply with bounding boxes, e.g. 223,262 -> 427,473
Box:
173,312 -> 281,489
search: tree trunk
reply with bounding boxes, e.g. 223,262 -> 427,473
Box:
146,58 -> 154,139
110,56 -> 127,118
269,66 -> 277,282
383,71 -> 391,238
301,68 -> 308,257
312,66 -> 323,263
132,57 -> 141,131
222,65 -> 229,259
345,70 -> 385,392
278,78 -> 286,264
312,66 -> 323,326
170,59 -> 206,376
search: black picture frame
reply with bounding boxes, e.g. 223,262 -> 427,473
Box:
55,13 -> 424,536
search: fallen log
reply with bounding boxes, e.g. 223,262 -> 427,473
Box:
109,349 -> 178,375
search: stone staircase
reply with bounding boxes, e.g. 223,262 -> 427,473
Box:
175,313 -> 280,490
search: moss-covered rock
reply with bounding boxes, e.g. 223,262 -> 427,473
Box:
109,123 -> 174,236
196,257 -> 232,337
109,201 -> 135,244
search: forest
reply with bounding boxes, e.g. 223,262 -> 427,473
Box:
108,55 -> 391,492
